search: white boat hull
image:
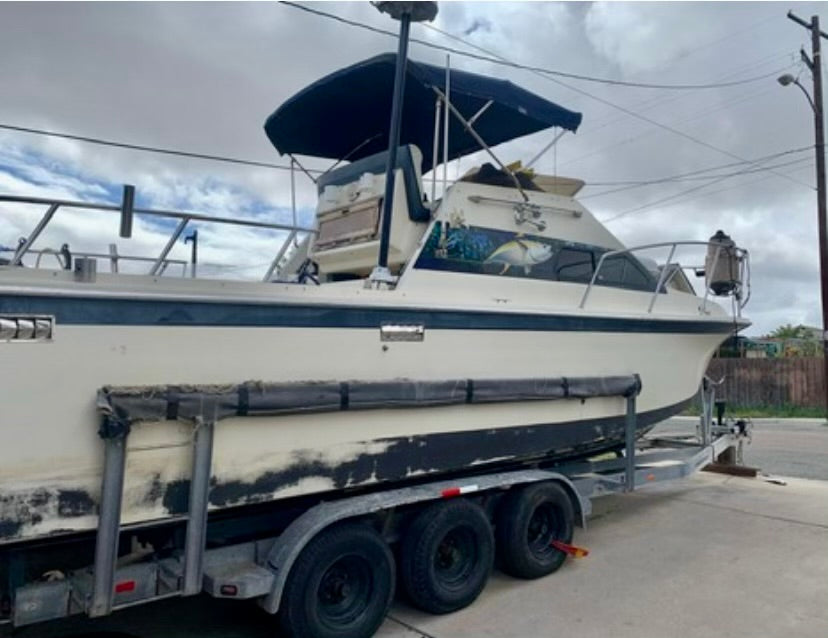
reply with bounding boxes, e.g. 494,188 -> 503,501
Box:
0,288 -> 731,544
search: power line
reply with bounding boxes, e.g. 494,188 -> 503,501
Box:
516,50 -> 797,179
416,16 -> 813,191
603,154 -> 814,223
602,161 -> 815,221
652,156 -> 812,181
583,155 -> 813,201
13,117 -> 801,202
668,13 -> 779,64
279,1 -> 788,91
0,123 -> 323,174
558,49 -> 796,145
2,7 -> 810,205
582,145 -> 812,191
557,83 -> 784,171
434,27 -> 796,161
0,121 -> 458,183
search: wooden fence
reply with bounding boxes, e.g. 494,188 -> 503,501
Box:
706,357 -> 824,408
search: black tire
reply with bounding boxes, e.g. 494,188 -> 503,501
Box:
400,499 -> 494,614
278,522 -> 395,638
496,481 -> 575,579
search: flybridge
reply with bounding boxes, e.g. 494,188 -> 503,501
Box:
264,51 -> 584,284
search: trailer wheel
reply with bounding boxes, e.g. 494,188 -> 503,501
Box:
278,522 -> 394,638
400,499 -> 494,614
496,481 -> 574,579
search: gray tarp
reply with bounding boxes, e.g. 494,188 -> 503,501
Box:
96,375 -> 641,439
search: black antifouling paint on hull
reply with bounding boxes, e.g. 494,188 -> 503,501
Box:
163,397 -> 688,514
1,397 -> 689,543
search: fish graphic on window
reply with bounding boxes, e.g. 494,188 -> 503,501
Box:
485,237 -> 554,275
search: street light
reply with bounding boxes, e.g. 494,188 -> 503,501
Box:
777,73 -> 817,112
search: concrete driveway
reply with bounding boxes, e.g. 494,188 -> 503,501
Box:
381,473 -> 828,638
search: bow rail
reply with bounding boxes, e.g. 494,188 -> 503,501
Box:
579,240 -> 750,317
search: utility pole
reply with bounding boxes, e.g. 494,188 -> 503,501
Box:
786,11 -> 828,415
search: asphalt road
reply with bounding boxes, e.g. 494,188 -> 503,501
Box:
14,417 -> 828,638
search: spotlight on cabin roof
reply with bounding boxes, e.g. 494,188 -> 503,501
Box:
373,1 -> 438,22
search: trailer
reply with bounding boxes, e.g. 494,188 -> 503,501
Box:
0,377 -> 748,638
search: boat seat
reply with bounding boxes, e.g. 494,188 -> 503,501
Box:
316,145 -> 430,222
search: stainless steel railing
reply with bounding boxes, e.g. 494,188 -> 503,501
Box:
0,189 -> 316,281
0,245 -> 189,275
578,240 -> 750,317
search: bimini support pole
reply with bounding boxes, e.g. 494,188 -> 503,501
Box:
430,97 -> 442,205
434,87 -> 529,203
526,128 -> 567,169
442,54 -> 451,198
370,1 -> 438,287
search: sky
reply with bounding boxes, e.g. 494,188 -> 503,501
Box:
0,0 -> 825,335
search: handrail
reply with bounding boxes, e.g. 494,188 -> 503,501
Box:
0,190 -> 316,281
0,194 -> 315,234
11,203 -> 59,265
578,240 -> 750,316
0,246 -> 188,275
149,218 -> 190,276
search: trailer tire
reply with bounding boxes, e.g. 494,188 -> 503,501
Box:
496,481 -> 574,579
278,522 -> 394,638
400,499 -> 493,614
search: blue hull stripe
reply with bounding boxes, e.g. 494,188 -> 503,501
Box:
0,294 -> 735,334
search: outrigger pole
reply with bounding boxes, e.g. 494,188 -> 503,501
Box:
370,1 -> 438,286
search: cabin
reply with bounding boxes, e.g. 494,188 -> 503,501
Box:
263,54 -> 677,295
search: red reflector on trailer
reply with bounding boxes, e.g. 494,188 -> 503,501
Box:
220,584 -> 238,596
441,484 -> 479,498
550,540 -> 590,558
114,580 -> 136,594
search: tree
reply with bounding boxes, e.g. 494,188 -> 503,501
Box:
764,324 -> 822,357
766,324 -> 814,340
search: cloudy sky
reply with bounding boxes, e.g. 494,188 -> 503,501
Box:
0,1 -> 825,335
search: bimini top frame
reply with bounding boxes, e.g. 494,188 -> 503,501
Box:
263,53 -> 582,173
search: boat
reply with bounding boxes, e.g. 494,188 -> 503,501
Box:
0,53 -> 749,546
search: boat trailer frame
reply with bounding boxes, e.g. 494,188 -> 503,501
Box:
6,378 -> 746,628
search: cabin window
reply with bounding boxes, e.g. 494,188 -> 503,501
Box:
414,224 -> 659,293
555,248 -> 595,283
596,255 -> 653,291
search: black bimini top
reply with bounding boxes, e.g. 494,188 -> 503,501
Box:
264,53 -> 582,172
